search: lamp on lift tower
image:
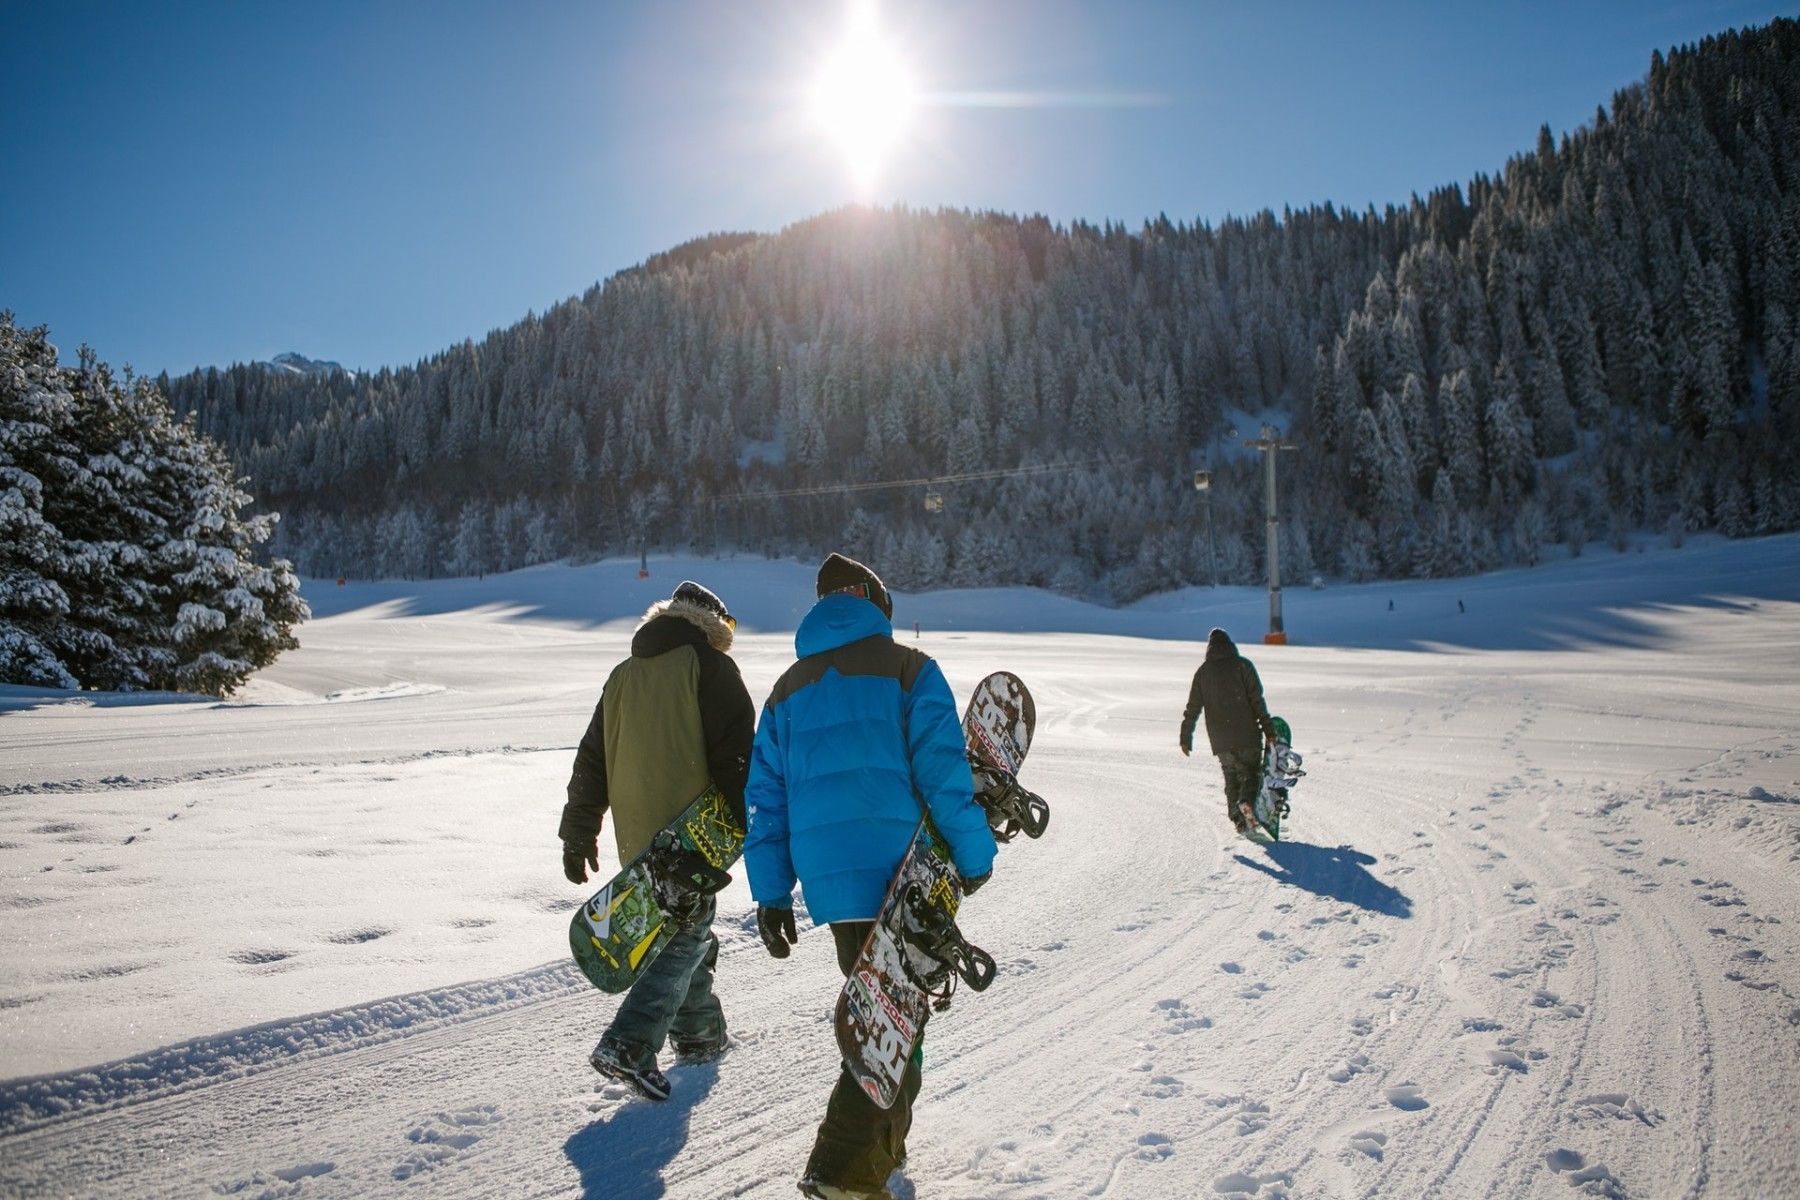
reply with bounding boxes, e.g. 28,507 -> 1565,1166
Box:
923,490 -> 944,513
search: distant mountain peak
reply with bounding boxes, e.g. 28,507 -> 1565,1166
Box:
267,351 -> 353,378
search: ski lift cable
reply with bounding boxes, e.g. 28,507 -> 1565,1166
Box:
713,456 -> 1131,505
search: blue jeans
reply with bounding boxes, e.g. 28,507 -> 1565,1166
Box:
603,896 -> 724,1068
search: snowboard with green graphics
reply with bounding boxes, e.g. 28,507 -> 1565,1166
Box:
834,671 -> 1042,1109
1244,715 -> 1303,841
569,785 -> 743,993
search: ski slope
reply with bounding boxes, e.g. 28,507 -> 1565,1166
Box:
2,536 -> 1797,1199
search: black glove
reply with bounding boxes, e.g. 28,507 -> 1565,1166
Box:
961,870 -> 992,896
757,904 -> 797,958
562,838 -> 599,885
1179,738 -> 1192,757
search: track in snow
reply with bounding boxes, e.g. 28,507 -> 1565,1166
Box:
2,553 -> 1797,1198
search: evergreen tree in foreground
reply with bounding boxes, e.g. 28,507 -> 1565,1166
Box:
0,314 -> 306,695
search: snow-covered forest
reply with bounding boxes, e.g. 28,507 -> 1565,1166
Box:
0,315 -> 307,694
161,22 -> 1800,597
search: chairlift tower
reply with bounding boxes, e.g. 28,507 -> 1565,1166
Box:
1243,424 -> 1297,644
1191,469 -> 1216,586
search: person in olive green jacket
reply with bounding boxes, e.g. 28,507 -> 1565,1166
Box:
559,580 -> 754,1101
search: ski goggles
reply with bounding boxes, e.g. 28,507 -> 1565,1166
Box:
823,582 -> 873,603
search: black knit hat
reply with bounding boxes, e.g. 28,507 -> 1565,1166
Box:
672,580 -> 731,623
816,552 -> 892,619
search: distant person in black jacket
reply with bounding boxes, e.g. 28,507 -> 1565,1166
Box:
1179,628 -> 1277,833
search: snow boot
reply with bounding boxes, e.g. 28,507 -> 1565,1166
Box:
670,1032 -> 729,1063
589,1037 -> 671,1102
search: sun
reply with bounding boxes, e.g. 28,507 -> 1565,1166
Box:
809,2 -> 917,191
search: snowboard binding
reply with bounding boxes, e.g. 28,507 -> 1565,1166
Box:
898,881 -> 997,1011
646,829 -> 733,930
970,758 -> 1050,842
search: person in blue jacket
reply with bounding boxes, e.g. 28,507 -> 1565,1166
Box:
745,553 -> 996,1200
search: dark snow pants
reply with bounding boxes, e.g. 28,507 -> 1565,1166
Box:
1218,748 -> 1263,826
603,896 -> 724,1067
804,920 -> 923,1191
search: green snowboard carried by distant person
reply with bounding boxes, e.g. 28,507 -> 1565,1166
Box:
1244,715 -> 1305,841
569,786 -> 743,993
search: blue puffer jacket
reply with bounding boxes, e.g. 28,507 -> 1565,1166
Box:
744,594 -> 996,924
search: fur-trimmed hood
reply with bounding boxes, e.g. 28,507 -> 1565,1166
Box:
634,597 -> 734,655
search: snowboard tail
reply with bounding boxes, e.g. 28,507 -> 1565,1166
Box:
569,786 -> 743,993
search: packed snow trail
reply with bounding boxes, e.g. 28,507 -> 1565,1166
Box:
2,539 -> 1797,1198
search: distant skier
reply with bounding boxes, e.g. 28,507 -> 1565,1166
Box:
745,553 -> 996,1200
1178,628 -> 1278,834
559,580 -> 754,1101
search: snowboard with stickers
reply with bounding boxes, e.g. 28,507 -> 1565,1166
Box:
833,670 -> 1047,1108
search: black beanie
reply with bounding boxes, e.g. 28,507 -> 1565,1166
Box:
816,552 -> 892,619
672,579 -> 731,622
1206,627 -> 1235,656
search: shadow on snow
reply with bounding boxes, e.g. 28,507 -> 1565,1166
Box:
563,1061 -> 721,1200
1233,840 -> 1414,919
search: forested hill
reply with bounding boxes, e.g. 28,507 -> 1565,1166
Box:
165,20 -> 1800,598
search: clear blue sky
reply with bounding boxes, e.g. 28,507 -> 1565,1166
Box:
2,0 -> 1788,377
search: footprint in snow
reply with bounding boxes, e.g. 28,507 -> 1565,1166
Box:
1486,1048 -> 1529,1073
393,1106 -> 502,1181
1531,990 -> 1585,1019
1544,1149 -> 1626,1198
215,1162 -> 336,1195
1327,1053 -> 1370,1083
1135,1132 -> 1174,1161
1155,998 -> 1212,1034
1210,1169 -> 1292,1197
328,927 -> 393,945
1384,1084 -> 1429,1111
1144,1074 -> 1185,1099
1219,962 -> 1243,974
1237,981 -> 1272,1001
1234,1101 -> 1270,1135
1573,1093 -> 1660,1126
1347,1129 -> 1388,1160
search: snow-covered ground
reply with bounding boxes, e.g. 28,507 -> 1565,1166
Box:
2,535 -> 1797,1199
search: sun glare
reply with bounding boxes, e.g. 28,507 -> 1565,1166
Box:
810,2 -> 917,191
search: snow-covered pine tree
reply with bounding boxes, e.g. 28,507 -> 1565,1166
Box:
0,314 -> 305,694
0,316 -> 80,688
